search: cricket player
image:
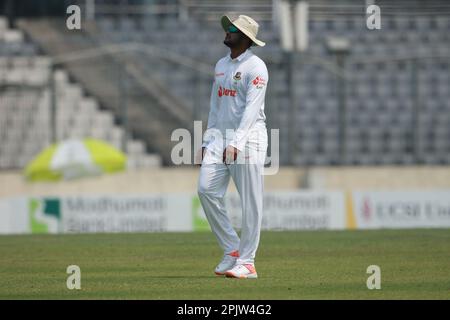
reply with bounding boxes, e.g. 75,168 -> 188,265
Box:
197,15 -> 268,279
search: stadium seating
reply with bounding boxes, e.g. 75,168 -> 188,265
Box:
2,0 -> 450,167
85,2 -> 450,166
0,20 -> 161,170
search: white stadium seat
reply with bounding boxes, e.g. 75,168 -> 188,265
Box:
54,70 -> 69,84
79,98 -> 98,116
0,16 -> 8,31
127,140 -> 145,155
33,56 -> 52,69
93,111 -> 114,128
26,68 -> 48,86
90,127 -> 108,140
3,29 -> 24,43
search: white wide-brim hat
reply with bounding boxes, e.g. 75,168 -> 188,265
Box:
221,15 -> 266,47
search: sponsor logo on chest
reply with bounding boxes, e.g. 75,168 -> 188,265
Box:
218,86 -> 237,97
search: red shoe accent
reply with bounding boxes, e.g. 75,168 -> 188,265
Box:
244,264 -> 256,273
228,250 -> 240,258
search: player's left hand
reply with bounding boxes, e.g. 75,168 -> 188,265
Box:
223,146 -> 239,164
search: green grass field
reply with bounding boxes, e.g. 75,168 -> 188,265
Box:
0,229 -> 449,299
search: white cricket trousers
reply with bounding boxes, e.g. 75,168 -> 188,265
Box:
197,139 -> 267,266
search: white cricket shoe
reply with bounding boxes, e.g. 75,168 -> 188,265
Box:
214,250 -> 239,276
225,264 -> 258,279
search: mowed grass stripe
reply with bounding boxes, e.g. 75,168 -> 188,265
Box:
0,229 -> 449,299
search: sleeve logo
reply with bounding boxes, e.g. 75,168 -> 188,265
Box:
252,76 -> 266,89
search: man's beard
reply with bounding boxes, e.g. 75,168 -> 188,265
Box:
223,39 -> 234,48
224,35 -> 241,48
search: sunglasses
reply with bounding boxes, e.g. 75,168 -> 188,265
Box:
227,25 -> 240,33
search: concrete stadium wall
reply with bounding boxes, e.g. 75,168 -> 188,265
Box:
0,167 -> 306,198
1,166 -> 450,198
306,166 -> 450,190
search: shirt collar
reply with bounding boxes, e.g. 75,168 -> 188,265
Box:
228,49 -> 251,62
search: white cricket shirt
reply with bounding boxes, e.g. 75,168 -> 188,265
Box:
202,49 -> 269,156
